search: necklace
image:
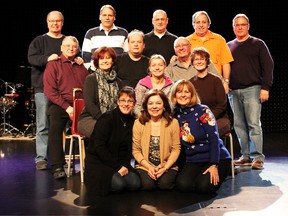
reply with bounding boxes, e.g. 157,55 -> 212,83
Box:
120,117 -> 127,127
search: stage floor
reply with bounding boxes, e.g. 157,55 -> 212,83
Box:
0,132 -> 287,215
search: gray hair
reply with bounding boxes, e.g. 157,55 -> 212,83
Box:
173,36 -> 190,48
62,36 -> 79,47
192,11 -> 211,25
127,29 -> 145,42
232,13 -> 249,26
99,4 -> 116,16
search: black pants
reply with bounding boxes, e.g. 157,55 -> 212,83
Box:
176,160 -> 231,194
136,169 -> 178,190
110,172 -> 141,192
47,103 -> 70,170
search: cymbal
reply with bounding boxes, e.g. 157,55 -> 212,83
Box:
4,93 -> 19,98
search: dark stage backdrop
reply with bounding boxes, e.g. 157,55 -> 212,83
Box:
1,0 -> 287,133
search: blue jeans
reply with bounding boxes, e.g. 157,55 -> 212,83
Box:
228,85 -> 265,161
34,93 -> 49,163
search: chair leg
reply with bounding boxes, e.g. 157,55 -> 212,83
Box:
221,133 -> 235,178
63,131 -> 66,152
67,137 -> 74,177
78,137 -> 85,183
228,133 -> 235,178
67,135 -> 85,183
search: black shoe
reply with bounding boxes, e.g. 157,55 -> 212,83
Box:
53,168 -> 66,180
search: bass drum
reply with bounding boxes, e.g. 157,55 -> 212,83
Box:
0,97 -> 17,110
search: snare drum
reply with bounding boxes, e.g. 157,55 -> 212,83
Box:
0,97 -> 17,109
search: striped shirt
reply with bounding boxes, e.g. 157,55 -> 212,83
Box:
82,24 -> 128,69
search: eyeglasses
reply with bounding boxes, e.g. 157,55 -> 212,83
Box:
119,99 -> 135,105
194,57 -> 206,62
48,20 -> 63,23
234,23 -> 248,27
62,45 -> 78,49
175,44 -> 190,49
153,18 -> 167,22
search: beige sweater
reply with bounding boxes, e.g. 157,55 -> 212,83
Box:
132,117 -> 181,171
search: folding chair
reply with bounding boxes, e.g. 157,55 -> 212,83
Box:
66,88 -> 86,183
220,98 -> 235,178
221,131 -> 235,178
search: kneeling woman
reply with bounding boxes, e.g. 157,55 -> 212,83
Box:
171,79 -> 231,194
132,89 -> 181,190
84,86 -> 141,196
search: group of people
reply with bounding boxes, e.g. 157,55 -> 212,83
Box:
27,4 -> 274,197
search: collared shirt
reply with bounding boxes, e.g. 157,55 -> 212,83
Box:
165,60 -> 197,82
82,24 -> 128,69
44,54 -> 88,110
187,30 -> 234,74
165,59 -> 220,82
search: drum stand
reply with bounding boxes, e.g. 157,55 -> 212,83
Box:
23,88 -> 36,137
0,81 -> 23,137
0,105 -> 23,137
23,122 -> 36,137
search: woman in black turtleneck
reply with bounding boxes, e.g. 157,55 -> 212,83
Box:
84,86 -> 140,197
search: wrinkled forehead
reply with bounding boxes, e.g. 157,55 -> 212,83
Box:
153,11 -> 167,19
100,7 -> 115,16
47,12 -> 63,21
128,33 -> 144,42
195,13 -> 208,21
174,38 -> 190,46
62,37 -> 78,46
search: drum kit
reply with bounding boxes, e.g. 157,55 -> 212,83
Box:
0,79 -> 31,137
23,88 -> 36,137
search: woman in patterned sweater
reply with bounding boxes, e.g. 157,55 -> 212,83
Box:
171,79 -> 231,194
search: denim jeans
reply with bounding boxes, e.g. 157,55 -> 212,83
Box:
34,93 -> 49,163
228,85 -> 265,161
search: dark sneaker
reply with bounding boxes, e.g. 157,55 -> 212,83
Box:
234,156 -> 252,166
36,161 -> 48,170
53,168 -> 67,180
252,160 -> 264,170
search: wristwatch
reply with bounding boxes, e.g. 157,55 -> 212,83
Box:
224,79 -> 229,84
